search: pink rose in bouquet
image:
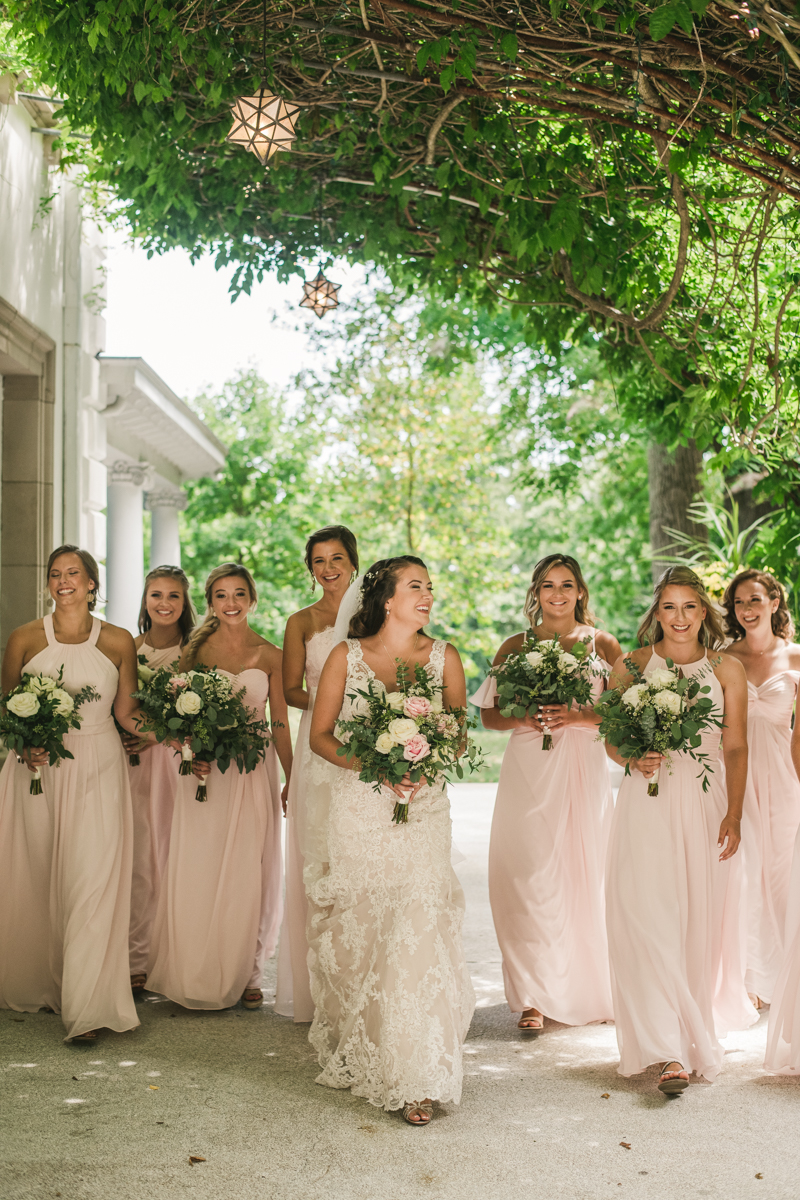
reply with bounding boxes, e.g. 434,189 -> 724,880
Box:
403,732 -> 431,763
403,695 -> 432,719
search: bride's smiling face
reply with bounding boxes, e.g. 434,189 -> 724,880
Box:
386,565 -> 434,629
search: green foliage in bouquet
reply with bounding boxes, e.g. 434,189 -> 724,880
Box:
594,656 -> 723,795
490,636 -> 596,749
336,660 -> 482,824
0,668 -> 100,794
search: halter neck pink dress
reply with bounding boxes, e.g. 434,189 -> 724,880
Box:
128,639 -> 182,978
0,614 -> 139,1040
472,633 -> 614,1024
605,651 -> 755,1081
276,625 -> 337,1022
146,667 -> 282,1008
741,670 -> 800,1004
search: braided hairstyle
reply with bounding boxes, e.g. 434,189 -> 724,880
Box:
349,556 -> 428,638
184,563 -> 257,666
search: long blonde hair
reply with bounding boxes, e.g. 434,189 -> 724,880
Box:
523,553 -> 594,628
637,565 -> 725,649
183,563 -> 257,666
138,565 -> 196,644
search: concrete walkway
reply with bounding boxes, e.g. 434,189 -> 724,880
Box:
3,784 -> 799,1200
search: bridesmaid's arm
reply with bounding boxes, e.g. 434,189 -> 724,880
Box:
309,644 -> 352,769
106,626 -> 154,740
282,613 -> 310,711
716,654 -> 749,862
1,625 -> 30,693
265,645 -> 293,810
480,634 -> 543,734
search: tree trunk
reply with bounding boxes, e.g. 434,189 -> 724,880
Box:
647,440 -> 705,583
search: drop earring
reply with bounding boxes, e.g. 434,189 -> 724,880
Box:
310,577 -> 316,593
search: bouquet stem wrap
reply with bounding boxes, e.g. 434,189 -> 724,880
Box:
196,779 -> 208,802
29,765 -> 42,795
647,768 -> 660,797
393,799 -> 409,824
128,751 -> 140,767
179,742 -> 194,776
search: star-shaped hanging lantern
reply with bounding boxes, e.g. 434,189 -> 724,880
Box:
227,86 -> 301,165
299,269 -> 342,319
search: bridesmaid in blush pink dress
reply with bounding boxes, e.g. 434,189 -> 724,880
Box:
764,713 -> 800,1071
276,525 -> 359,1022
605,567 -> 755,1095
146,563 -> 293,1011
0,545 -> 152,1042
125,566 -> 196,992
473,554 -> 621,1031
721,570 -> 800,1009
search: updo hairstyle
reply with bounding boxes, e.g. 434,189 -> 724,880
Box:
304,525 -> 359,578
184,562 -> 258,666
137,565 -> 196,644
637,565 -> 725,649
47,544 -> 101,611
349,556 -> 427,638
722,568 -> 795,642
523,553 -> 594,627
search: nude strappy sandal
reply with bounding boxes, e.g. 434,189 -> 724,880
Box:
402,1101 -> 433,1125
657,1061 -> 689,1095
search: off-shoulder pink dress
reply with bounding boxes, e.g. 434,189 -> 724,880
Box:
0,614 -> 139,1040
472,636 -> 613,1024
128,639 -> 182,978
146,668 -> 282,1008
741,671 -> 800,1004
606,651 -> 755,1080
276,626 -> 337,1022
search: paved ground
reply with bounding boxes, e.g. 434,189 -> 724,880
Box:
3,783 -> 800,1200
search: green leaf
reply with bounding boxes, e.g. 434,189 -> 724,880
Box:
649,5 -> 679,39
134,80 -> 149,104
500,32 -> 518,60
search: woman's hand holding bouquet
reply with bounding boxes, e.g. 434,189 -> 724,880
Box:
0,669 -> 100,794
134,664 -> 274,801
594,658 -> 722,796
117,656 -> 161,766
489,636 -> 597,749
336,661 -> 482,824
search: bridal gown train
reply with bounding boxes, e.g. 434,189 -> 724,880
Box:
276,625 -> 337,1022
472,637 -> 613,1024
0,614 -> 138,1040
128,639 -> 182,978
147,668 -> 282,1008
741,670 -> 800,1004
308,639 -> 475,1110
606,651 -> 755,1081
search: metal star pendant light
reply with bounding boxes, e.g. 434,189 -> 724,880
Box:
227,0 -> 300,165
299,268 -> 342,318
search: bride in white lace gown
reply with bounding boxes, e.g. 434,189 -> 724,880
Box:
309,557 -> 475,1125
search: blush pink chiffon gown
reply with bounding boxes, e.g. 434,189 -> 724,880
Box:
146,668 -> 283,1008
0,614 -> 139,1040
606,651 -> 755,1081
128,639 -> 182,979
741,670 -> 800,1004
275,625 -> 337,1022
472,635 -> 614,1025
765,824 -> 800,1071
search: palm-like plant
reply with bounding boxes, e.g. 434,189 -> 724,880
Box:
660,494 -> 777,598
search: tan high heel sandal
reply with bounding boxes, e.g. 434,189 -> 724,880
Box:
402,1101 -> 433,1126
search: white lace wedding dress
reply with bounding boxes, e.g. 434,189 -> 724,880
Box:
308,638 -> 475,1110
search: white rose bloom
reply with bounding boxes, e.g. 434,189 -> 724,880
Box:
375,731 -> 396,754
51,689 -> 74,716
430,692 -> 444,715
621,684 -> 646,709
351,695 -> 370,718
385,691 -> 406,712
653,690 -> 682,715
525,651 -> 545,669
648,667 -> 677,690
25,674 -> 57,695
7,692 -> 40,718
560,652 -> 578,673
387,716 -> 419,745
176,690 -> 203,716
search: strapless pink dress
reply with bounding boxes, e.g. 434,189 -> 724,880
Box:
146,668 -> 282,1008
741,671 -> 800,1003
276,626 -> 337,1022
0,615 -> 138,1039
128,639 -> 182,977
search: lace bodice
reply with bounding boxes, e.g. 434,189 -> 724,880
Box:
305,626 -> 338,693
339,637 -> 447,723
646,649 -> 723,757
747,670 -> 799,728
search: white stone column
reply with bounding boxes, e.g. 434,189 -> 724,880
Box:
106,461 -> 148,632
145,489 -> 187,569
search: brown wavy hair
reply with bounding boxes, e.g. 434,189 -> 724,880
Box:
47,544 -> 101,612
523,554 -> 594,628
350,556 -> 428,638
137,565 -> 196,645
638,565 -> 726,649
183,563 -> 257,666
722,569 -> 795,642
304,525 -> 359,578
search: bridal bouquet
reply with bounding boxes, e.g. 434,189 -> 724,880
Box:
336,661 -> 481,824
133,664 -> 273,801
489,636 -> 596,749
0,669 -> 100,794
594,657 -> 722,795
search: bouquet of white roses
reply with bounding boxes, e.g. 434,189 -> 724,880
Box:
133,664 -> 274,801
489,636 -> 597,749
594,657 -> 722,795
336,660 -> 482,824
0,669 -> 100,793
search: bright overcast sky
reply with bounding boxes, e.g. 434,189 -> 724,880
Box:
103,227 -> 360,400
